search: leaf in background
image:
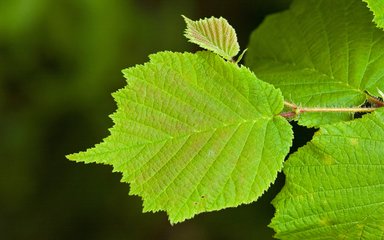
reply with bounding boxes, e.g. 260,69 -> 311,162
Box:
183,16 -> 240,61
67,51 -> 293,223
246,0 -> 384,127
271,108 -> 384,239
362,0 -> 384,30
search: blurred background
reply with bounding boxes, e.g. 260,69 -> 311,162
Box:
0,0 -> 318,239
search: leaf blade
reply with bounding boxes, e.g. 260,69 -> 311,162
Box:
246,0 -> 384,127
271,109 -> 384,239
67,51 -> 293,223
362,0 -> 384,30
183,16 -> 240,60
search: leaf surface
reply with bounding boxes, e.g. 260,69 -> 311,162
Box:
362,0 -> 384,29
67,51 -> 292,223
271,109 -> 384,239
183,16 -> 240,60
246,0 -> 384,127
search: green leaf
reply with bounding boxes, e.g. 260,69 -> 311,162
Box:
246,0 -> 384,127
183,16 -> 240,61
362,0 -> 384,30
271,109 -> 384,239
67,51 -> 293,223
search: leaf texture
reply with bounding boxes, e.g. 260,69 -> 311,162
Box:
271,109 -> 384,239
246,0 -> 384,127
183,16 -> 240,61
67,51 -> 292,223
362,0 -> 384,30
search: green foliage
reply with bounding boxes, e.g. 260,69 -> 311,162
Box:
68,0 -> 384,238
271,108 -> 384,239
67,51 -> 293,223
183,16 -> 240,61
363,0 -> 384,29
246,0 -> 384,127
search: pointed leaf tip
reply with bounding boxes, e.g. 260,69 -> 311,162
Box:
183,15 -> 240,60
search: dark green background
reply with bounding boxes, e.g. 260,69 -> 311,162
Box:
0,0 -> 317,239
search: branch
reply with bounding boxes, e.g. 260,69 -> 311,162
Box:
281,101 -> 379,118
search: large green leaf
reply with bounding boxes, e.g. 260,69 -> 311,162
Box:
271,109 -> 384,239
67,51 -> 292,223
362,0 -> 384,30
183,16 -> 240,61
246,0 -> 384,127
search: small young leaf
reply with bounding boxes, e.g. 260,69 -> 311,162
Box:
271,109 -> 384,239
67,51 -> 293,223
183,16 -> 240,61
246,0 -> 384,127
362,0 -> 384,29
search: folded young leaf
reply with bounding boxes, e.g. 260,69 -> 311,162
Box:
183,16 -> 240,61
271,109 -> 384,239
362,0 -> 384,30
67,51 -> 292,223
246,0 -> 384,127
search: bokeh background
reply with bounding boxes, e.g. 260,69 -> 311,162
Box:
0,0 -> 316,239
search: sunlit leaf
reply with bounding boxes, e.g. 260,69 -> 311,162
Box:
67,51 -> 292,223
362,0 -> 384,30
246,0 -> 384,127
183,16 -> 240,61
271,108 -> 384,239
